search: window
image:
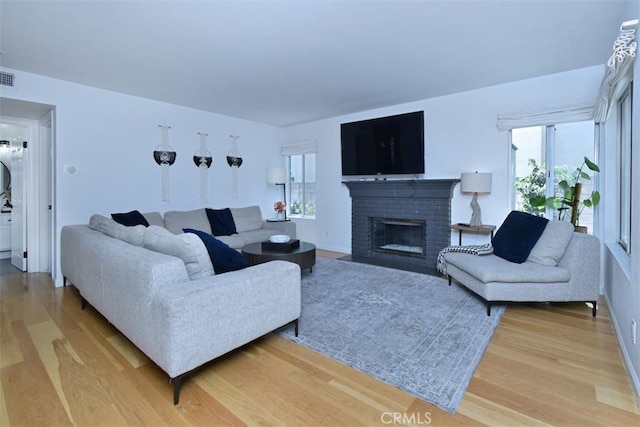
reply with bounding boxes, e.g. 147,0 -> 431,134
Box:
618,85 -> 632,253
282,141 -> 317,219
511,120 -> 598,232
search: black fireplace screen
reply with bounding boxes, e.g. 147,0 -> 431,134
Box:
371,217 -> 426,257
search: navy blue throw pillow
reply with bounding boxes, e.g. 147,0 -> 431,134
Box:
205,208 -> 238,236
111,210 -> 149,227
492,211 -> 549,263
183,228 -> 248,274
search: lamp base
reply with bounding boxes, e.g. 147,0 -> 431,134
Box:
469,192 -> 483,227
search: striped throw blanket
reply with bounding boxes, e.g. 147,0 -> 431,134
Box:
436,243 -> 493,275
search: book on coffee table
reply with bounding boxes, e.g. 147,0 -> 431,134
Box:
261,239 -> 300,252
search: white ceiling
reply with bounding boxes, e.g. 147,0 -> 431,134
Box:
0,0 -> 628,127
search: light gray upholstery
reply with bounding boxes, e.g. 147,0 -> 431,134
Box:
230,206 -> 263,233
143,211 -> 165,228
214,234 -> 246,249
89,214 -> 146,246
164,208 -> 212,235
60,222 -> 301,402
161,206 -> 295,250
444,231 -> 600,314
527,219 -> 574,266
143,225 -> 214,280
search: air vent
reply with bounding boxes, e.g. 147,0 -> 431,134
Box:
0,72 -> 15,87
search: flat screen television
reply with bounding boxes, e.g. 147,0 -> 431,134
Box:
340,111 -> 424,176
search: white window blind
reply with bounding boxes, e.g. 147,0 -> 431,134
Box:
281,140 -> 317,156
496,106 -> 594,131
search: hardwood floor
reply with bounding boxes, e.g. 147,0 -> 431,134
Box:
1,253 -> 639,426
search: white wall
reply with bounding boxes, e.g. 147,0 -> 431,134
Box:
283,66 -> 604,253
0,67 -> 285,285
601,0 -> 640,402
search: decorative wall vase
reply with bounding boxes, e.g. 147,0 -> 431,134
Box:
153,124 -> 176,202
226,133 -> 243,199
193,132 -> 212,204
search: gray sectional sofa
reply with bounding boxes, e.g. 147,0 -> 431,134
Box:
60,206 -> 301,404
163,205 -> 296,248
443,219 -> 601,316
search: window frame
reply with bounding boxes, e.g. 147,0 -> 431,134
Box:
618,84 -> 632,253
286,152 -> 316,219
509,120 -> 599,232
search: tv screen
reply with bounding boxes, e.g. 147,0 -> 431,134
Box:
340,111 -> 424,176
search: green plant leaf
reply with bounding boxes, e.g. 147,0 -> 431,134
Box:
547,197 -> 562,209
580,171 -> 591,180
591,190 -> 601,206
530,195 -> 547,207
584,157 -> 600,172
558,180 -> 570,191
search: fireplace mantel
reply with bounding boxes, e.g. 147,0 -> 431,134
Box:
343,179 -> 460,199
342,179 -> 460,275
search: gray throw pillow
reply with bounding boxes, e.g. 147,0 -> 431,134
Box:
527,220 -> 575,266
230,205 -> 263,233
104,222 -> 146,247
88,214 -> 111,234
163,209 -> 211,235
143,225 -> 214,280
90,214 -> 146,246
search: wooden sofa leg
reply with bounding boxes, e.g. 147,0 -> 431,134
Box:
448,276 -> 452,286
81,297 -> 87,310
487,303 -> 492,316
591,301 -> 597,317
294,319 -> 299,337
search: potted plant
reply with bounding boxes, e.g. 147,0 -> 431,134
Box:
531,156 -> 600,231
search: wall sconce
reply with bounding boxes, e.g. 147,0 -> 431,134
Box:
460,172 -> 492,226
266,167 -> 287,221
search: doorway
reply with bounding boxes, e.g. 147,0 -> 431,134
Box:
0,97 -> 55,274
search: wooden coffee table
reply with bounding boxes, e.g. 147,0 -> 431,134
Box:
242,241 -> 316,273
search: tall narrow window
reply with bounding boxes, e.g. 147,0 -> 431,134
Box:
511,120 -> 598,232
619,85 -> 632,253
282,141 -> 317,219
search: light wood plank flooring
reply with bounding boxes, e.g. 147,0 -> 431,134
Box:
1,253 -> 639,426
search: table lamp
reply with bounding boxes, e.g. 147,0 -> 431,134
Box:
460,172 -> 492,226
266,167 -> 287,220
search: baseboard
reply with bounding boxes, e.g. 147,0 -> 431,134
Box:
604,293 -> 640,409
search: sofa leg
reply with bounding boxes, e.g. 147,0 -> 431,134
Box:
448,276 -> 452,286
294,319 -> 299,337
173,375 -> 184,405
487,303 -> 492,316
81,297 -> 87,310
591,301 -> 597,317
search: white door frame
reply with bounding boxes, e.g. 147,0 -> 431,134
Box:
1,113 -> 54,274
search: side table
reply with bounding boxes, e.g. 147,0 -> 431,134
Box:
450,223 -> 496,245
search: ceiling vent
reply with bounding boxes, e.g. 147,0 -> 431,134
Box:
0,72 -> 15,87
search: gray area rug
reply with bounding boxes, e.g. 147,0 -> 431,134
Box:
278,257 -> 505,413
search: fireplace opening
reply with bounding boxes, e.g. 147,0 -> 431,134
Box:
372,218 -> 426,258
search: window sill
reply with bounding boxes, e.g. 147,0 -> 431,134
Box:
604,241 -> 632,282
289,215 -> 316,220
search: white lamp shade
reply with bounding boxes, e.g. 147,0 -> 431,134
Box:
460,172 -> 492,193
266,167 -> 286,184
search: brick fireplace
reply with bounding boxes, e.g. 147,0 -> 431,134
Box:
342,179 -> 459,275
